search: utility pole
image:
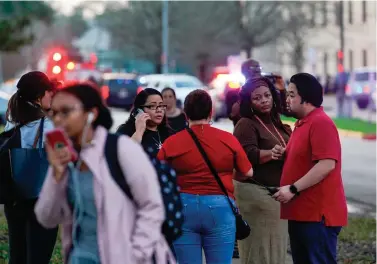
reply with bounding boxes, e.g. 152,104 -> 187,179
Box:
162,0 -> 169,74
339,0 -> 345,71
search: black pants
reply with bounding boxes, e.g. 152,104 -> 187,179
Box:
4,199 -> 58,264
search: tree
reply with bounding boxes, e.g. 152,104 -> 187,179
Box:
0,1 -> 54,52
235,1 -> 291,58
96,1 -> 241,76
280,2 -> 316,72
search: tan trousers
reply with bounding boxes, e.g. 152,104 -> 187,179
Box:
234,181 -> 288,264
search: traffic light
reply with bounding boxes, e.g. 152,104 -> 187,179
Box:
337,50 -> 344,73
47,49 -> 67,80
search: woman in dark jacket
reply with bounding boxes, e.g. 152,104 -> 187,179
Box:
117,88 -> 172,157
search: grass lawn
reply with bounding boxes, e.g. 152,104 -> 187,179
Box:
281,115 -> 376,135
0,212 -> 375,264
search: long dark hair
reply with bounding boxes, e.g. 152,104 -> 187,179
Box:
55,82 -> 113,130
7,71 -> 54,125
239,77 -> 288,132
120,88 -> 170,137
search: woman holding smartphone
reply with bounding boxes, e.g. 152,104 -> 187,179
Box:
117,88 -> 172,157
35,83 -> 174,264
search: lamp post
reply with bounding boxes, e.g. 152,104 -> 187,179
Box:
162,0 -> 169,74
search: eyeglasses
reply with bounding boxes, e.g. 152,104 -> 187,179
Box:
49,105 -> 82,119
141,104 -> 168,111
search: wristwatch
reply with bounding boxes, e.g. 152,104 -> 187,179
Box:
289,184 -> 300,196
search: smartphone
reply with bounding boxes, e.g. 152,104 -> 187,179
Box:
132,108 -> 144,118
45,129 -> 78,162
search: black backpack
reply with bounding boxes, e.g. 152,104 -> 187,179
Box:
0,126 -> 22,204
104,133 -> 183,244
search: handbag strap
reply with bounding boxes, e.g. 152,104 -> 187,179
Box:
186,128 -> 238,215
32,118 -> 45,149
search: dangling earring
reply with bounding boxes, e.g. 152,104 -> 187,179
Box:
209,120 -> 213,125
273,102 -> 277,108
250,107 -> 254,114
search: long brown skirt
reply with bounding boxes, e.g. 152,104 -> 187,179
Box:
234,181 -> 288,264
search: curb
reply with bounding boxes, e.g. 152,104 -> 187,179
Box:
283,121 -> 371,139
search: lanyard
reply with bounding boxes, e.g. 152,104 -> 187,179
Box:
254,115 -> 287,148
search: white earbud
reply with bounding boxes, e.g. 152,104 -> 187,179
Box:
87,112 -> 95,124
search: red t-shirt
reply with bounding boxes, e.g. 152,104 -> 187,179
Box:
157,125 -> 252,199
280,107 -> 348,226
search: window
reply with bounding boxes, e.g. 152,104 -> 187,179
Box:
362,1 -> 367,23
349,50 -> 353,71
348,1 -> 353,24
323,52 -> 328,76
362,50 -> 367,66
322,2 -> 328,26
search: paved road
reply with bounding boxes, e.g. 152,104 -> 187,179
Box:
110,108 -> 376,214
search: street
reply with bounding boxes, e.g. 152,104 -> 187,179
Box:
110,107 -> 376,215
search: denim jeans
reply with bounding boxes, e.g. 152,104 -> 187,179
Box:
289,219 -> 342,264
173,193 -> 236,264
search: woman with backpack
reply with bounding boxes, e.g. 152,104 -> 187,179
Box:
2,71 -> 58,264
35,83 -> 175,264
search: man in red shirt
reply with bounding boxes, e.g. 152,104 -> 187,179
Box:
273,73 -> 347,264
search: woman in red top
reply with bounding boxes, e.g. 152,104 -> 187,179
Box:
158,90 -> 253,264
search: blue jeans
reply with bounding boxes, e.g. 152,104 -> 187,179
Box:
173,193 -> 236,264
289,219 -> 342,264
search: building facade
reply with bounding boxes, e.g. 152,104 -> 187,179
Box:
252,0 -> 376,81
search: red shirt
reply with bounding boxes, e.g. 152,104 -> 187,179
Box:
157,125 -> 252,199
280,107 -> 348,226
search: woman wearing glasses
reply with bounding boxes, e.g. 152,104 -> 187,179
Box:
117,88 -> 172,157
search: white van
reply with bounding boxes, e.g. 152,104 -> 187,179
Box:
139,74 -> 206,107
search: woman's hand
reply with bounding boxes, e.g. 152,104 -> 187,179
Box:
135,113 -> 151,135
271,145 -> 285,160
45,143 -> 71,182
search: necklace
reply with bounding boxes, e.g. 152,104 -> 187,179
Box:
152,131 -> 162,149
254,115 -> 287,148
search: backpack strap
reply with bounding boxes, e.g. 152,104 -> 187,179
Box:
104,133 -> 134,201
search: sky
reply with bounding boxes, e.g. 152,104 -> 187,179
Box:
47,0 -> 112,18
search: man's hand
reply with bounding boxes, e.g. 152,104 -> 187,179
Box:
272,185 -> 295,203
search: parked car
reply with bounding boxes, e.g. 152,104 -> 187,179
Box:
346,68 -> 376,110
139,74 -> 206,108
0,91 -> 10,126
101,73 -> 143,110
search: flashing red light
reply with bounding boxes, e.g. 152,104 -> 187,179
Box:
337,64 -> 344,73
53,52 -> 62,62
137,86 -> 144,94
337,50 -> 343,59
52,65 -> 61,74
101,85 -> 110,99
90,53 -> 98,64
